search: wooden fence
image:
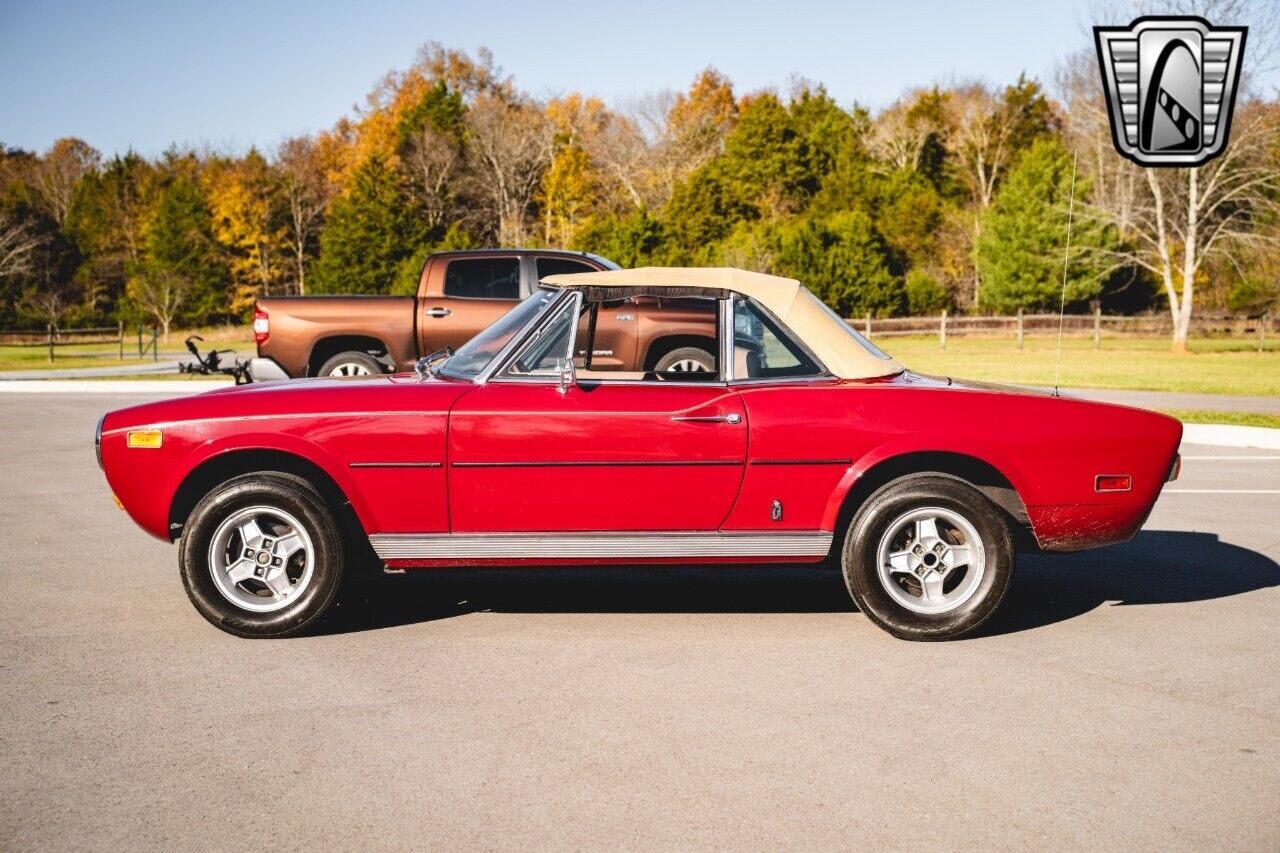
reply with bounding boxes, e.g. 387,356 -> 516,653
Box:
853,309 -> 1272,351
0,323 -> 159,363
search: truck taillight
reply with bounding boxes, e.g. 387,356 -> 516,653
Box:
253,307 -> 269,344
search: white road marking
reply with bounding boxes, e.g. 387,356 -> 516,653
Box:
1180,455 -> 1280,460
1163,489 -> 1280,494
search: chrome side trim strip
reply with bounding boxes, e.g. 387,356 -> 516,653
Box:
451,460 -> 742,468
369,531 -> 834,560
750,458 -> 851,466
349,462 -> 443,469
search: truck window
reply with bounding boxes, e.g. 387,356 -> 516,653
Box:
536,257 -> 596,281
444,258 -> 520,299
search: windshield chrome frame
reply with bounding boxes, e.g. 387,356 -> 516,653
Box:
469,287 -> 574,384
486,289 -> 584,385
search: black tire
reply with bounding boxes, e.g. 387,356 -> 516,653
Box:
654,346 -> 715,375
317,351 -> 383,377
179,472 -> 344,638
841,474 -> 1013,641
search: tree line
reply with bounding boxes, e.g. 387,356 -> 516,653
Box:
2,30 -> 1278,347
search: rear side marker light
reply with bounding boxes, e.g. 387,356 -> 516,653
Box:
1095,474 -> 1132,493
126,429 -> 163,449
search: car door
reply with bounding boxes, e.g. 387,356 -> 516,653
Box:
446,294 -> 746,533
419,255 -> 522,353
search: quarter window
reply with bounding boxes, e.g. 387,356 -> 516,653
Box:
732,297 -> 822,380
444,258 -> 521,299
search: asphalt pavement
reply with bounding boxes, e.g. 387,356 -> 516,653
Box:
1,394 -> 1277,851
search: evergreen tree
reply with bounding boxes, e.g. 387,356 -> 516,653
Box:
977,138 -> 1118,313
777,210 -> 903,317
139,173 -> 227,323
310,156 -> 427,295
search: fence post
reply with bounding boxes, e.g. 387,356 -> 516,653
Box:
1093,307 -> 1102,350
1016,308 -> 1024,350
137,324 -> 143,358
939,310 -> 947,351
118,321 -> 124,360
1261,313 -> 1269,353
865,313 -> 872,339
151,326 -> 158,362
47,323 -> 54,364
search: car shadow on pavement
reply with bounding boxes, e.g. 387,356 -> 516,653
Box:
980,529 -> 1279,636
315,530 -> 1278,637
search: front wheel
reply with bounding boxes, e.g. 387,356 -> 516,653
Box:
179,473 -> 344,638
841,474 -> 1013,641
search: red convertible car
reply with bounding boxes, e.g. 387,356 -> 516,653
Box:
97,268 -> 1182,640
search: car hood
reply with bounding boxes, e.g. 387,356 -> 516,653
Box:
102,373 -> 471,433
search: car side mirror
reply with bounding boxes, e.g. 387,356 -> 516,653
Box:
555,357 -> 576,395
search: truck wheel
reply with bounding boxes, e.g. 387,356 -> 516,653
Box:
318,351 -> 383,377
655,347 -> 715,375
841,474 -> 1013,641
178,472 -> 344,638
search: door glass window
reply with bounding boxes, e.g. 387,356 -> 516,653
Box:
732,298 -> 821,380
536,257 -> 595,280
444,258 -> 520,299
575,296 -> 720,381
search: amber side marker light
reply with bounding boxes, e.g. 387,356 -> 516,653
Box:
126,429 -> 163,449
1095,474 -> 1132,493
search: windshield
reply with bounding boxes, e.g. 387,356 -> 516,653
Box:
437,289 -> 559,379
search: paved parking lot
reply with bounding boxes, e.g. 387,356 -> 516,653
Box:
2,393 -> 1277,850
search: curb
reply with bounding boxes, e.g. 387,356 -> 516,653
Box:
0,380 -> 232,394
1180,423 -> 1280,450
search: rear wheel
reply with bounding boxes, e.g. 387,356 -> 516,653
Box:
841,474 -> 1013,641
654,346 -> 715,375
179,472 -> 344,638
318,351 -> 383,377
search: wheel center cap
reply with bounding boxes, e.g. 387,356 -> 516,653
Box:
256,551 -> 270,566
922,552 -> 939,568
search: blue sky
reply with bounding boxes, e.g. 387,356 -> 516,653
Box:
0,0 -> 1186,157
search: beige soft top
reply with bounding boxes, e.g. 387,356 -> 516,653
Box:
541,266 -> 904,380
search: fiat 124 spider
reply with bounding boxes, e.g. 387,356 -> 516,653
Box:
97,267 -> 1181,640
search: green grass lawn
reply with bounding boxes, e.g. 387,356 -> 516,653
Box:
1158,410 -> 1280,428
878,335 -> 1280,397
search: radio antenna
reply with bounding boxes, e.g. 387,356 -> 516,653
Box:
1052,149 -> 1079,398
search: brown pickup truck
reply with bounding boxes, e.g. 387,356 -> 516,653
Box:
253,249 -> 720,378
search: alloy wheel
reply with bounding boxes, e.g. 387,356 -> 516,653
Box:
207,505 -> 315,613
875,506 -> 986,615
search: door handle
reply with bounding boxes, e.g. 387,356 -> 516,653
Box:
671,413 -> 742,424
426,307 -> 452,318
